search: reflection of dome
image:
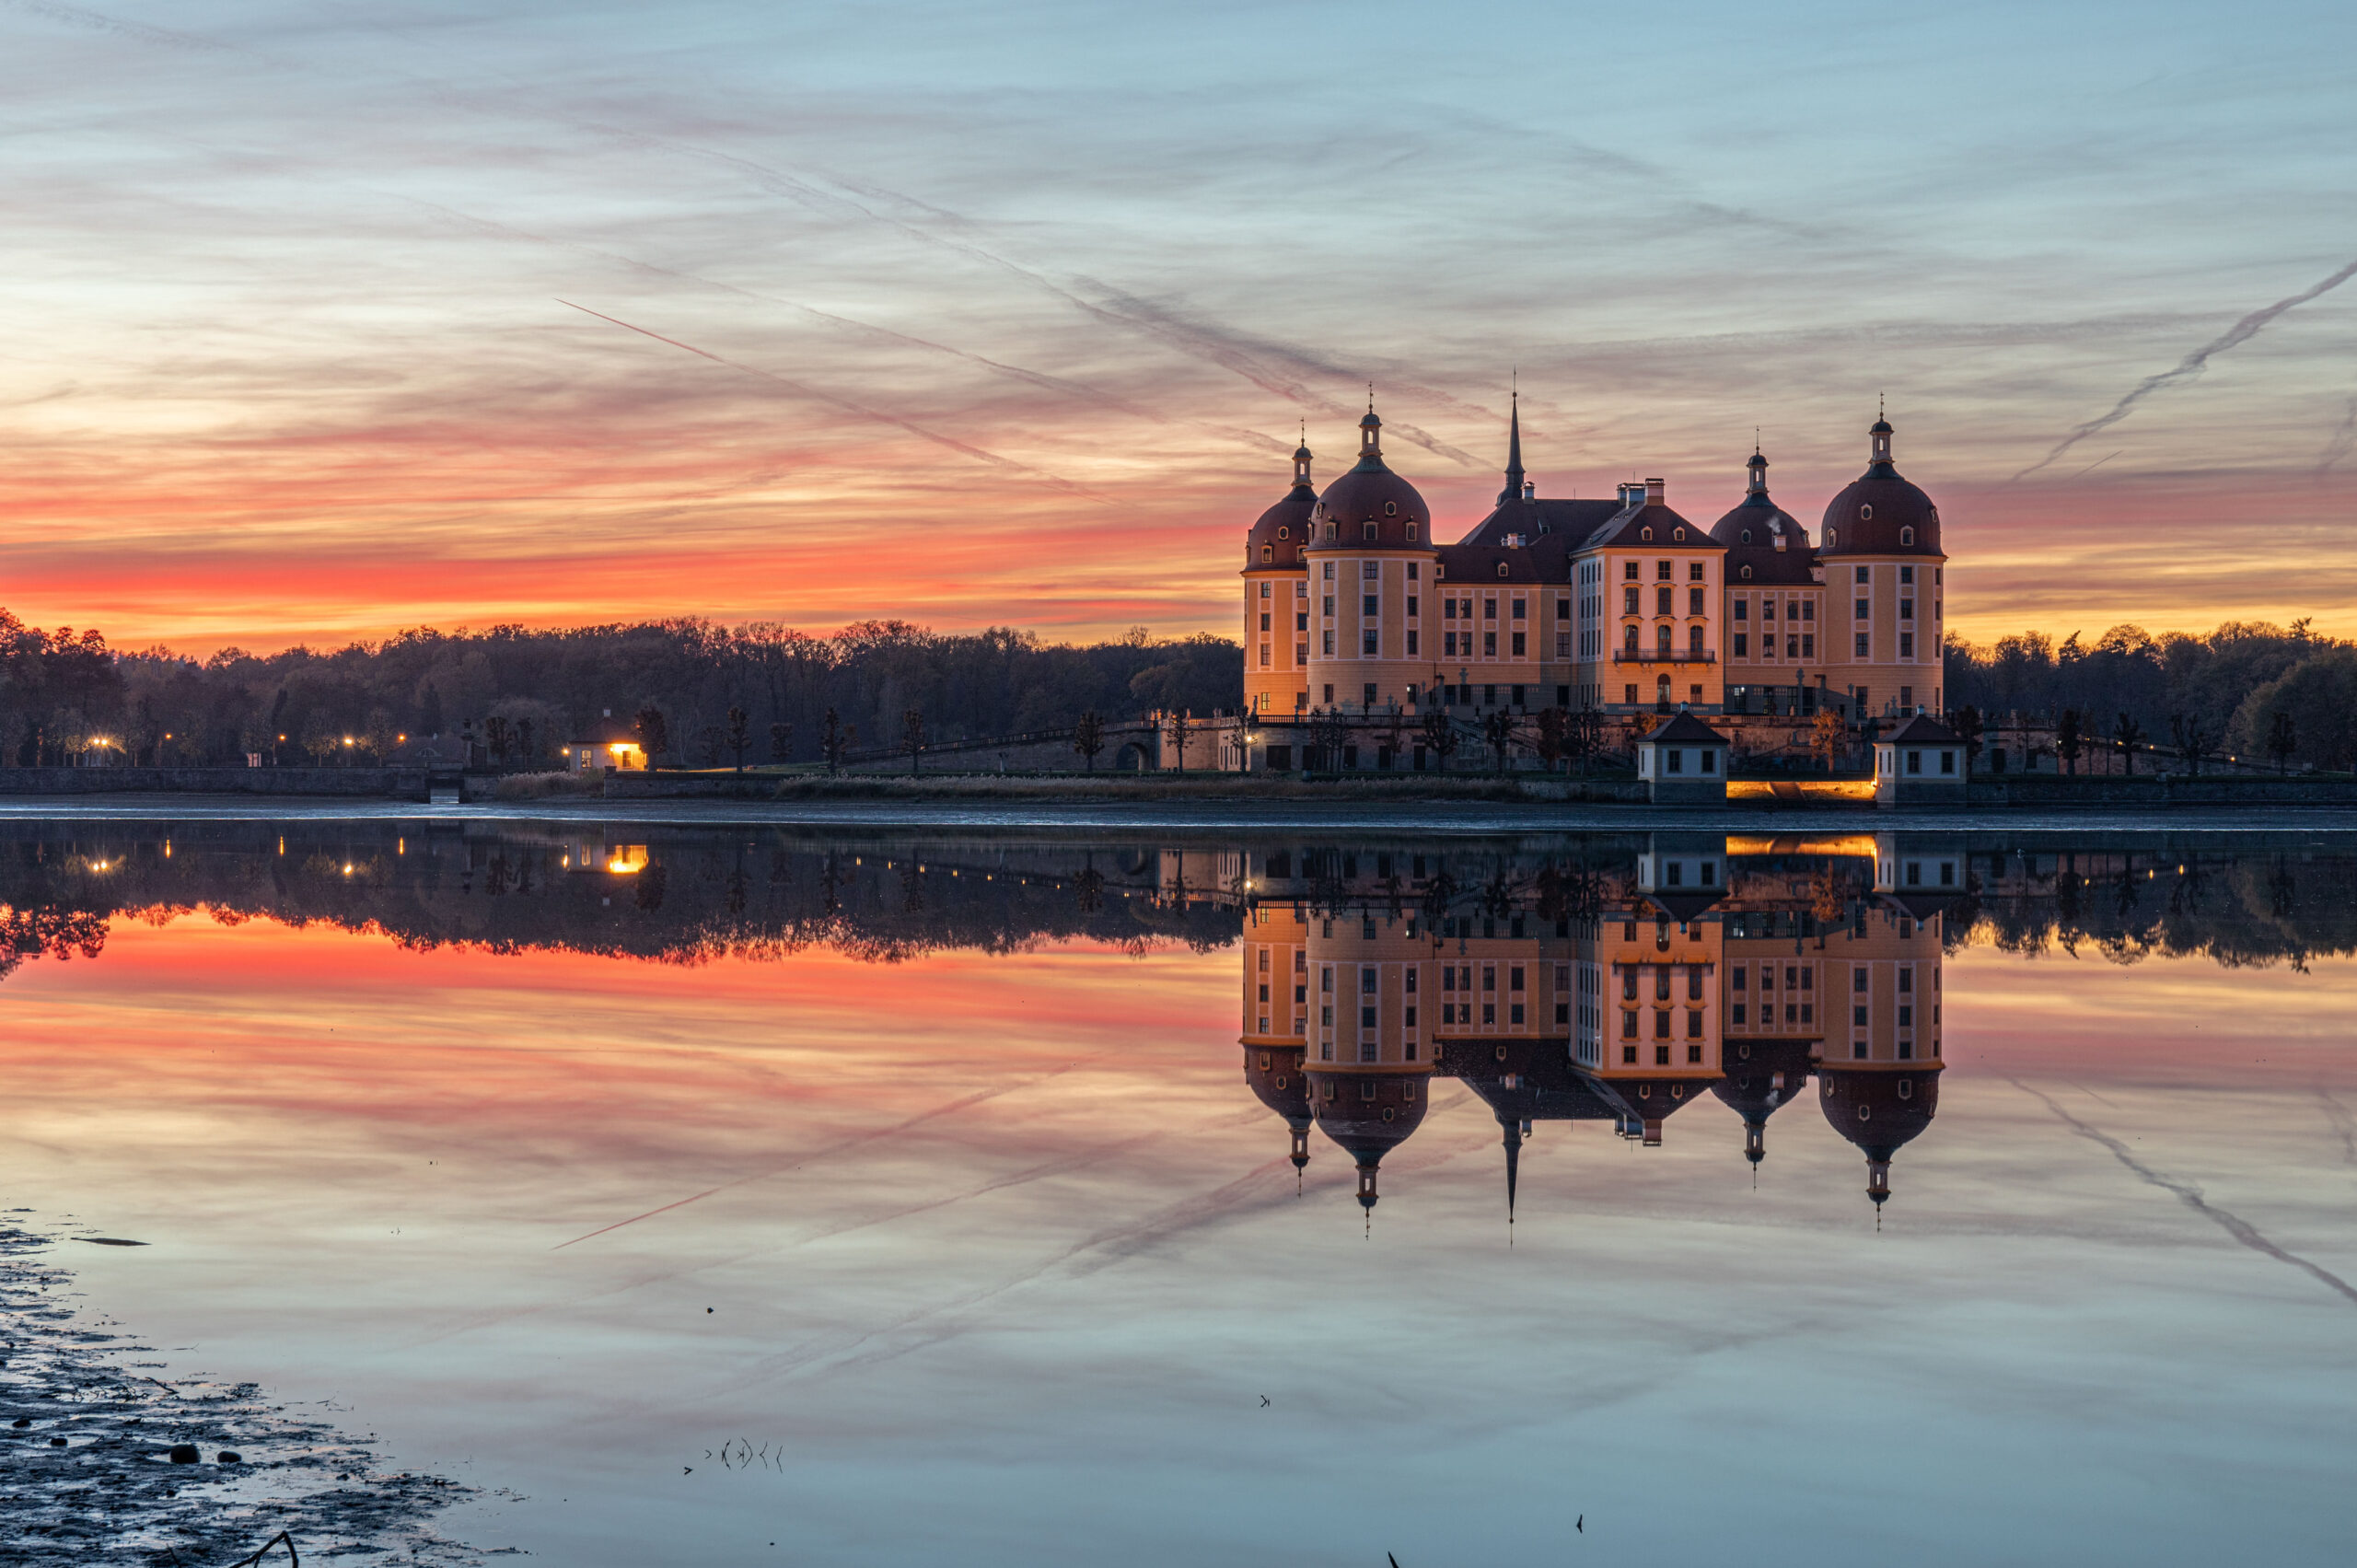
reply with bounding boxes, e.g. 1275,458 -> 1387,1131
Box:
1307,1067 -> 1431,1210
1817,1065 -> 1943,1204
1243,1044 -> 1313,1169
1244,444 -> 1317,569
1711,1037 -> 1817,1165
1820,417 -> 1942,557
1308,409 -> 1431,552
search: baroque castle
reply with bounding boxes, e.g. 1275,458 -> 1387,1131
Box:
1237,401 -> 1948,771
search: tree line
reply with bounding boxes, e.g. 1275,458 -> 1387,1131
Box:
0,610 -> 1242,769
1943,620 -> 2357,772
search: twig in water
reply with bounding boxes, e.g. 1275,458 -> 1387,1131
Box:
227,1530 -> 297,1567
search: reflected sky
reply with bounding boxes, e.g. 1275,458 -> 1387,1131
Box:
4,823 -> 2354,1565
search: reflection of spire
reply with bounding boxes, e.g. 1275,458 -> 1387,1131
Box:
1503,1116 -> 1521,1235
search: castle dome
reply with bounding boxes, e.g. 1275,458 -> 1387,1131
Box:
1817,1065 -> 1944,1205
1820,414 -> 1942,558
1243,1044 -> 1314,1168
1244,441 -> 1317,570
1307,406 -> 1432,552
1307,1067 -> 1432,1209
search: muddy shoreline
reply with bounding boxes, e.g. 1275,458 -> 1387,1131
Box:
0,1220 -> 482,1566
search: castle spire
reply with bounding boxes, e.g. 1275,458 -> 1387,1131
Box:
1498,387 -> 1526,505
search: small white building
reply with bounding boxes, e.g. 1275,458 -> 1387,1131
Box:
1875,714 -> 1967,807
1635,711 -> 1730,805
565,711 -> 647,772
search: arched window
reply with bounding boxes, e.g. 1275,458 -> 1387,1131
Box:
1260,545 -> 1272,563
1674,528 -> 1686,540
1656,623 -> 1673,652
1406,522 -> 1418,541
1900,526 -> 1915,546
1496,563 -> 1509,578
1689,624 -> 1706,652
1827,528 -> 1838,548
1324,521 -> 1336,541
1641,527 -> 1654,541
1740,564 -> 1753,580
1655,674 -> 1672,704
1623,624 -> 1640,652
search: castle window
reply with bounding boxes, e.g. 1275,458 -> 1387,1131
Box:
1277,527 -> 1287,540
1260,545 -> 1272,562
1900,527 -> 1914,546
1741,529 -> 1752,543
1860,504 -> 1874,520
1364,561 -> 1379,579
1740,564 -> 1752,580
1364,522 -> 1376,541
1407,522 -> 1418,541
1674,528 -> 1685,540
1625,561 -> 1638,580
1641,527 -> 1654,540
1384,501 -> 1398,517
1497,563 -> 1508,578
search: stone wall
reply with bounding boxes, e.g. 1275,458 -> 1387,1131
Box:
1968,774 -> 2357,807
0,767 -> 432,798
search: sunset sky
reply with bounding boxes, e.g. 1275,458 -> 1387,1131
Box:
3,0 -> 2353,656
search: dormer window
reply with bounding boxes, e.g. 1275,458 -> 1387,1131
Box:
1900,527 -> 1915,546
1261,545 -> 1273,563
1364,522 -> 1377,541
1641,527 -> 1654,540
1860,504 -> 1875,521
1383,501 -> 1398,517
1277,527 -> 1288,539
1407,522 -> 1419,541
1827,528 -> 1838,548
1740,564 -> 1753,580
1496,563 -> 1509,578
1674,528 -> 1686,541
1324,521 -> 1336,541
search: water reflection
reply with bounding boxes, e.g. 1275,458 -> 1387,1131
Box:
3,823 -> 2352,1227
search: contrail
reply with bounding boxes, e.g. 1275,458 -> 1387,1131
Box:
556,300 -> 1117,504
550,1058 -> 1100,1249
2319,398 -> 2357,475
2012,1077 -> 2357,1307
2013,256 -> 2357,482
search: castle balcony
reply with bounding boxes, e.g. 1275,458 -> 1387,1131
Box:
1612,650 -> 1718,666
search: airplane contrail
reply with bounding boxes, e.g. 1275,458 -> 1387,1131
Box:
2012,256 -> 2357,482
556,300 -> 1117,504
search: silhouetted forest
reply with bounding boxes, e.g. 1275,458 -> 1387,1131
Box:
0,611 -> 1241,767
1944,621 -> 2357,770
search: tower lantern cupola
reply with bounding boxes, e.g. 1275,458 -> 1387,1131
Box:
1868,408 -> 1895,473
1359,402 -> 1383,463
1292,438 -> 1314,491
1746,448 -> 1769,498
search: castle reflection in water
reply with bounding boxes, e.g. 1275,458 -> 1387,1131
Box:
1223,833 -> 1958,1216
6,821 -> 2343,1223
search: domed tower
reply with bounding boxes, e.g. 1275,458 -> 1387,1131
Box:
1302,891 -> 1438,1217
1818,411 -> 1948,722
1712,1036 -> 1817,1169
1816,865 -> 1950,1210
1243,438 -> 1317,723
1302,401 -> 1441,721
1817,1063 -> 1942,1208
1240,900 -> 1313,1177
1712,449 -> 1828,719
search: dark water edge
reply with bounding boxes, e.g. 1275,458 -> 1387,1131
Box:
0,1225 -> 482,1567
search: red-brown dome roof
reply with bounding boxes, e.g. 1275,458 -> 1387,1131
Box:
1244,445 -> 1317,571
1816,1065 -> 1941,1157
1307,410 -> 1432,552
1243,1043 -> 1311,1128
1307,1068 -> 1431,1164
1711,1036 -> 1817,1124
1820,418 -> 1942,557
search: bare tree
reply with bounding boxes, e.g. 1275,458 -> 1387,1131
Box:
1420,707 -> 1457,773
1072,710 -> 1106,772
726,706 -> 751,772
903,707 -> 926,776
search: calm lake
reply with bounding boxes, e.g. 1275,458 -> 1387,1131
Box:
5,820 -> 2354,1566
